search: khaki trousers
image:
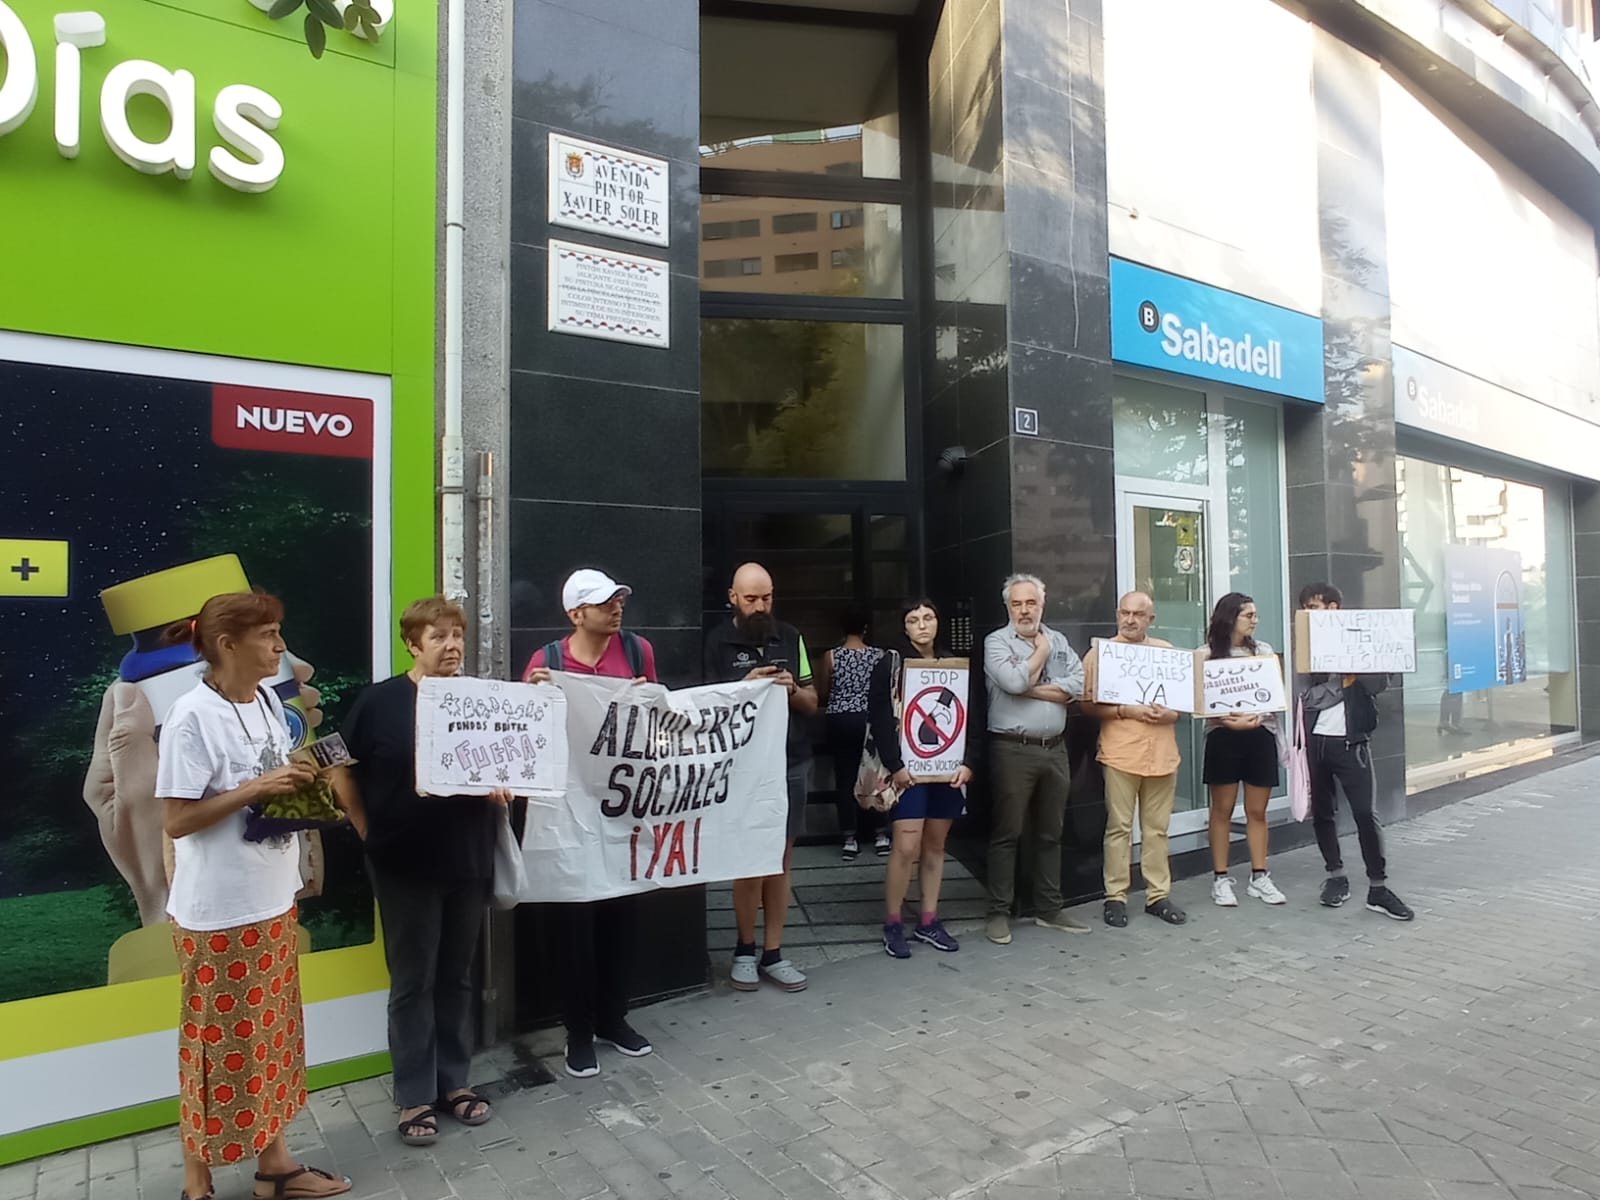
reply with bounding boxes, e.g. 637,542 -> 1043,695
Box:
1102,766 -> 1177,904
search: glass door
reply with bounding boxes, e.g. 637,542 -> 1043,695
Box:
1118,493 -> 1214,813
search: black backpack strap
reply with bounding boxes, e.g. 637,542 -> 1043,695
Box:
620,631 -> 645,677
541,640 -> 564,672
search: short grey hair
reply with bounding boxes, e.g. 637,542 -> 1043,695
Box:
1001,573 -> 1047,605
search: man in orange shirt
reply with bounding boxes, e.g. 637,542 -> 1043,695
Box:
1080,592 -> 1187,927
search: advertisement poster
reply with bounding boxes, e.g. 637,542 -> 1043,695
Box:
1444,546 -> 1526,694
0,351 -> 385,1007
521,674 -> 789,902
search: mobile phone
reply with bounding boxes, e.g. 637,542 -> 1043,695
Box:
768,658 -> 789,672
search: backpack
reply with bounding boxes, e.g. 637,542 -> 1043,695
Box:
540,631 -> 646,677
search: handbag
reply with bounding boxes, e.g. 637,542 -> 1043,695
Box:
491,801 -> 528,910
1288,698 -> 1312,822
854,650 -> 903,813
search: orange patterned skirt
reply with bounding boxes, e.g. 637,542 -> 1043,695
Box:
173,906 -> 308,1164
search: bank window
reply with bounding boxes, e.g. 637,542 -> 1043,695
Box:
703,218 -> 760,241
1398,456 -> 1577,790
704,257 -> 762,279
772,212 -> 819,235
775,252 -> 819,274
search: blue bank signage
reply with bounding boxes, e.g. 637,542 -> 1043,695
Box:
1109,258 -> 1325,403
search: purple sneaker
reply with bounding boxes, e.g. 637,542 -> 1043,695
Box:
912,919 -> 959,952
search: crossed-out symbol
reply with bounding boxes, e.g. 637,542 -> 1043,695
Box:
904,685 -> 965,758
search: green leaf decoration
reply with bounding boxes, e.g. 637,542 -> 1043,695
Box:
342,4 -> 361,29
267,0 -> 303,19
307,0 -> 343,27
304,10 -> 326,56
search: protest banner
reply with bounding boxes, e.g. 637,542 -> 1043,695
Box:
1293,608 -> 1416,674
521,673 -> 790,902
1091,639 -> 1197,713
1197,652 -> 1287,714
898,658 -> 970,783
415,676 -> 569,798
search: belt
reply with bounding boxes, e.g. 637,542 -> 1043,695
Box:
991,731 -> 1064,749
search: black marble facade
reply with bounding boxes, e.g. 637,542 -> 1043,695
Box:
507,0 -> 707,1022
1575,482 -> 1600,739
926,0 -> 1115,904
1286,31 -> 1406,822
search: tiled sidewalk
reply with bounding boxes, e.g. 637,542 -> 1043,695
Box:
6,756 -> 1598,1200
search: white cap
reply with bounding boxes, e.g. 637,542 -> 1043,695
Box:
562,568 -> 631,612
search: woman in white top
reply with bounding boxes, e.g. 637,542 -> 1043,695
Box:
157,591 -> 352,1200
1201,592 -> 1287,908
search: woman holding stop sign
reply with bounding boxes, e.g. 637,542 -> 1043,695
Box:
866,598 -> 976,960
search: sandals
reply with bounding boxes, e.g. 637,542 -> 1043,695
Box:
252,1165 -> 351,1199
397,1107 -> 438,1145
437,1089 -> 492,1126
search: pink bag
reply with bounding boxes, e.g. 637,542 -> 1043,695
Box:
1288,698 -> 1312,821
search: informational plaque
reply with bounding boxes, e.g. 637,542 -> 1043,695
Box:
547,132 -> 670,247
1293,608 -> 1416,674
548,239 -> 670,348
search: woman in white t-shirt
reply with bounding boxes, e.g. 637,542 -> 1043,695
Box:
157,591 -> 352,1200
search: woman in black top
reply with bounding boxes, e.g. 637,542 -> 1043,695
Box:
334,596 -> 511,1146
866,598 -> 975,960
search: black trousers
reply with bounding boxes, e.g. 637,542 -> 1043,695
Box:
826,711 -> 879,841
367,863 -> 488,1108
1308,735 -> 1387,884
557,896 -> 634,1043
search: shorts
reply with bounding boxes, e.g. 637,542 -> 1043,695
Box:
892,782 -> 965,822
1203,726 -> 1280,789
786,761 -> 809,838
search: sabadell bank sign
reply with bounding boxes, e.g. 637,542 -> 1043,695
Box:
0,1 -> 285,192
1109,257 -> 1325,404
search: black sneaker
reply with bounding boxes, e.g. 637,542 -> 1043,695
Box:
883,922 -> 911,959
1366,886 -> 1415,922
565,1039 -> 599,1078
1320,876 -> 1351,908
1103,899 -> 1128,927
596,1021 -> 653,1057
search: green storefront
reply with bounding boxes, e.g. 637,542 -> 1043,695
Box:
0,0 -> 435,1161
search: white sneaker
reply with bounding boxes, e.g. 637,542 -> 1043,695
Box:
1246,872 -> 1287,905
1211,876 -> 1239,907
842,836 -> 860,860
874,832 -> 891,856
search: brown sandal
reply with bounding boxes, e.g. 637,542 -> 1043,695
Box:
252,1165 -> 352,1199
437,1089 -> 492,1126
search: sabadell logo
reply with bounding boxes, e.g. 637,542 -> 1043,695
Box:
1138,296 -> 1285,383
0,2 -> 284,192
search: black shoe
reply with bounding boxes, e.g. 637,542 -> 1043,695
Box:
1102,899 -> 1128,927
1145,897 -> 1187,925
596,1021 -> 654,1057
565,1039 -> 599,1078
1320,876 -> 1351,908
1366,886 -> 1415,922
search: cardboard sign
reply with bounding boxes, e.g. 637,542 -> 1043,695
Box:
521,674 -> 790,901
1091,639 -> 1196,713
415,676 -> 569,798
1197,652 -> 1286,714
1293,608 -> 1416,674
898,658 -> 970,783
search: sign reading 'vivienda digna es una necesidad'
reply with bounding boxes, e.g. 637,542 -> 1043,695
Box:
1109,257 -> 1325,403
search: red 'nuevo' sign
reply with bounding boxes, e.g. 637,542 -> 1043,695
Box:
211,385 -> 373,460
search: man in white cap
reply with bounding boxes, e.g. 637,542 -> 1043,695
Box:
522,569 -> 656,1078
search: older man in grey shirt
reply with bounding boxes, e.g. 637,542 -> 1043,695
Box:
983,573 -> 1088,944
